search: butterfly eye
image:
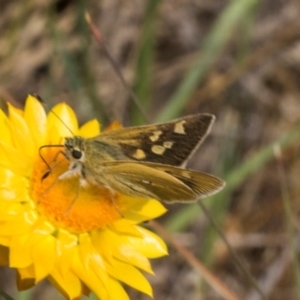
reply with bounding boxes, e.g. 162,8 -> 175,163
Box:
72,149 -> 82,159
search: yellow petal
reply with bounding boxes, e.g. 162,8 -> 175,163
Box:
8,103 -> 35,159
56,230 -> 78,255
0,185 -> 23,203
90,230 -> 113,263
72,247 -> 111,300
107,277 -> 130,300
78,234 -> 129,299
45,124 -> 64,145
7,103 -> 23,116
0,203 -> 27,222
10,234 -> 33,268
24,95 -> 47,148
131,199 -> 167,218
78,233 -> 95,269
56,230 -> 78,276
0,202 -> 34,223
32,234 -> 56,282
121,198 -> 167,223
106,259 -> 153,297
0,166 -> 25,189
116,244 -> 153,274
50,231 -> 82,299
0,141 -> 31,176
49,269 -> 83,300
126,226 -> 168,258
32,218 -> 55,235
78,234 -> 117,299
79,119 -> 100,137
93,230 -> 153,274
0,211 -> 38,236
47,103 -> 78,137
0,109 -> 12,145
9,218 -> 54,271
110,219 -> 143,237
0,167 -> 28,201
0,236 -> 9,246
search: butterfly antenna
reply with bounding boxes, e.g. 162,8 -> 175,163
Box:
30,93 -> 75,136
84,13 -> 150,124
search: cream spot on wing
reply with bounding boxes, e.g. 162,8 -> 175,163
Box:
142,180 -> 151,184
174,120 -> 186,134
132,149 -> 146,159
149,130 -> 163,142
151,145 -> 166,155
163,141 -> 174,149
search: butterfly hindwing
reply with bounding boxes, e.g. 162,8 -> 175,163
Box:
93,161 -> 224,203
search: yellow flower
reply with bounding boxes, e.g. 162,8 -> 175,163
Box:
0,95 -> 168,299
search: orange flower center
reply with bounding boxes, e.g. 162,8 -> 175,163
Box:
30,148 -> 122,233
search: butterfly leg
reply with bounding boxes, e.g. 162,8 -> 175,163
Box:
107,189 -> 123,218
63,185 -> 80,217
58,161 -> 83,180
41,151 -> 68,181
37,176 -> 60,204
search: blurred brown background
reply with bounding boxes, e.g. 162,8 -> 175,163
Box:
1,0 -> 300,299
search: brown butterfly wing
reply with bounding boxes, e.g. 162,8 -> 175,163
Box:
92,114 -> 215,167
94,161 -> 225,203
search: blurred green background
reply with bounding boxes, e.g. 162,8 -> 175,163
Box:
1,0 -> 300,299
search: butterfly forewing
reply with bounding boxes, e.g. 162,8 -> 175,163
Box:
94,114 -> 215,166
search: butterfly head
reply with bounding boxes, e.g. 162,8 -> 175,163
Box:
64,136 -> 86,162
